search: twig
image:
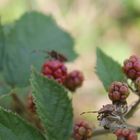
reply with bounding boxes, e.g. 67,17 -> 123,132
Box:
127,84 -> 139,96
125,98 -> 140,119
128,84 -> 135,93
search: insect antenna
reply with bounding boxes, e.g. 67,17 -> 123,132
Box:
80,111 -> 98,115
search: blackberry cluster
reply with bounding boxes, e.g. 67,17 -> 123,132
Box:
64,70 -> 84,92
42,60 -> 67,84
123,55 -> 140,80
108,81 -> 129,103
42,60 -> 84,91
73,121 -> 93,140
115,128 -> 138,140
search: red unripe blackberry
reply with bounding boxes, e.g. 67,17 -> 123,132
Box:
27,93 -> 36,113
108,81 -> 129,103
115,128 -> 138,140
123,55 -> 140,80
64,70 -> 84,92
128,132 -> 138,140
42,60 -> 67,84
73,121 -> 93,140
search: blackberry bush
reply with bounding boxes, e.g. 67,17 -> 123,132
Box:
0,11 -> 140,140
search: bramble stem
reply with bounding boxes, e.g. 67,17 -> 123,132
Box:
92,128 -> 110,137
125,98 -> 140,119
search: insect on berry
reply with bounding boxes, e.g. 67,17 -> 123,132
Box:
47,50 -> 68,62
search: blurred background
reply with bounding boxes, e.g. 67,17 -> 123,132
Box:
1,0 -> 140,139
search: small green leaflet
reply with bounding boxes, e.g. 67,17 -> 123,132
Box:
96,47 -> 125,91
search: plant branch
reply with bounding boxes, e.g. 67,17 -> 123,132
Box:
125,98 -> 140,119
128,84 -> 136,93
92,128 -> 110,137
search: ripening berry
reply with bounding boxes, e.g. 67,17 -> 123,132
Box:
27,93 -> 36,113
73,121 -> 93,140
128,132 -> 138,140
64,70 -> 84,91
115,128 -> 138,140
123,55 -> 140,80
108,81 -> 129,103
42,60 -> 68,84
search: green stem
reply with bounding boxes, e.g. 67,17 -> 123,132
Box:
125,98 -> 140,119
92,128 -> 110,137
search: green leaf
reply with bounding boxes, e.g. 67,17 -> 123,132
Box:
0,23 -> 5,71
0,107 -> 46,140
96,47 -> 125,91
3,23 -> 15,36
0,84 -> 11,97
31,70 -> 73,140
3,11 -> 77,87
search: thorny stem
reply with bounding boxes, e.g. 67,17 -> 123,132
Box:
127,81 -> 140,96
125,98 -> 140,119
128,84 -> 137,94
125,80 -> 140,119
